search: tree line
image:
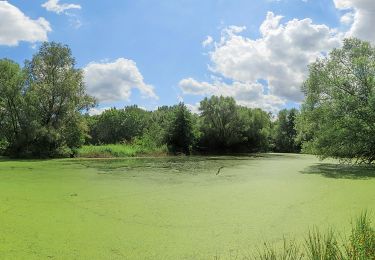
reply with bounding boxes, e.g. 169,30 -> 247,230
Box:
1,38 -> 374,163
85,98 -> 300,155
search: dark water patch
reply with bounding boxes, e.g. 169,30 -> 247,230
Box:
71,156 -> 249,175
301,163 -> 375,180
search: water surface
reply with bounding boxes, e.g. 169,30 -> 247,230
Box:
0,154 -> 374,259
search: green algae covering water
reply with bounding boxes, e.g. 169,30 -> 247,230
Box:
0,154 -> 374,259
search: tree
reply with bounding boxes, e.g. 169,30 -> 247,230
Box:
239,107 -> 272,152
23,42 -> 95,157
297,38 -> 375,163
165,103 -> 196,154
0,42 -> 95,157
146,105 -> 178,147
0,59 -> 25,154
88,106 -> 151,144
199,96 -> 243,151
273,108 -> 300,153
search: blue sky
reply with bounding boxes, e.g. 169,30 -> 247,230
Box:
0,0 -> 373,113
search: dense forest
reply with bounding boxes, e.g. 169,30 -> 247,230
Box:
1,38 -> 375,163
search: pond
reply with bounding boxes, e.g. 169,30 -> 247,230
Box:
0,154 -> 374,259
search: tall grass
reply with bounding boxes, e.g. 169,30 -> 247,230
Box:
256,212 -> 374,260
304,229 -> 343,260
77,138 -> 167,158
257,238 -> 303,260
345,212 -> 375,259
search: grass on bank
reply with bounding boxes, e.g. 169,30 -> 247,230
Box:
77,139 -> 167,158
256,212 -> 375,260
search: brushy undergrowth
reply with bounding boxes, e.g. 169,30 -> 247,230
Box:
256,212 -> 375,260
77,138 -> 168,158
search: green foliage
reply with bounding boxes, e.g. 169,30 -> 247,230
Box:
198,96 -> 273,152
273,109 -> 301,153
77,141 -> 167,158
297,38 -> 375,163
0,139 -> 9,154
304,229 -> 343,260
165,103 -> 196,154
82,96 -> 275,156
146,105 -> 177,147
239,107 -> 272,152
257,239 -> 303,260
346,212 -> 375,259
199,96 -> 243,150
0,42 -> 95,157
0,59 -> 25,154
85,103 -> 197,156
256,213 -> 375,260
1,43 -> 295,158
25,42 -> 95,157
87,106 -> 151,144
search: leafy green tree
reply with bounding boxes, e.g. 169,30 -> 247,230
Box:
90,108 -> 123,144
273,108 -> 301,153
165,103 -> 196,154
145,105 -> 177,147
239,107 -> 272,152
88,106 -> 151,144
0,42 -> 95,157
0,59 -> 25,155
297,38 -> 375,163
23,42 -> 95,157
122,106 -> 151,140
199,96 -> 243,151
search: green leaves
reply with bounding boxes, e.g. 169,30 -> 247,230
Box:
165,103 -> 196,154
0,42 -> 95,157
199,96 -> 243,150
89,106 -> 151,144
273,109 -> 301,153
298,38 -> 375,163
198,96 -> 272,152
0,59 -> 25,148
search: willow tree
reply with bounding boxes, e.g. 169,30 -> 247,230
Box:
297,38 -> 375,163
23,42 -> 96,157
199,96 -> 243,151
0,42 -> 95,157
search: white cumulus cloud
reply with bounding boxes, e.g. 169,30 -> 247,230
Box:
179,78 -> 285,113
0,1 -> 51,46
179,11 -> 343,112
210,12 -> 342,102
84,58 -> 158,103
334,0 -> 375,43
340,11 -> 355,25
87,107 -> 111,116
42,0 -> 81,14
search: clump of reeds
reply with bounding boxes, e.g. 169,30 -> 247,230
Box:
256,212 -> 374,260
